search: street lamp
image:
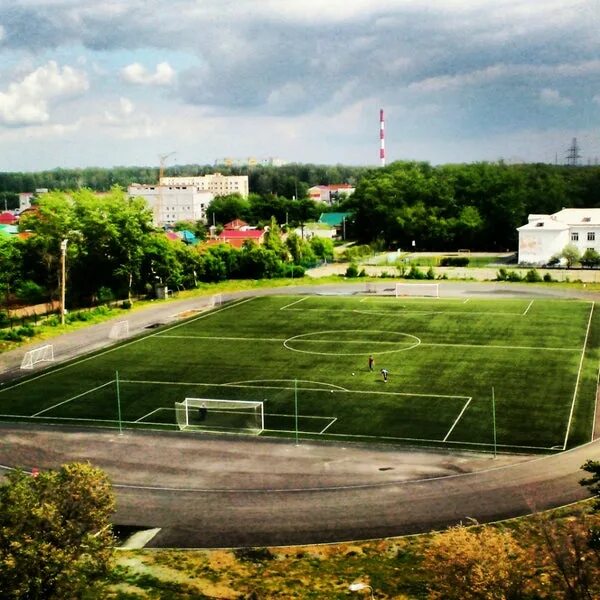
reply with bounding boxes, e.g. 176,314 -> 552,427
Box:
60,238 -> 68,325
348,582 -> 374,599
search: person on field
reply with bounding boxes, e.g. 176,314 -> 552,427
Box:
380,368 -> 388,383
368,355 -> 374,371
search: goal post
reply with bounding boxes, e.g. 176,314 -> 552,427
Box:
21,344 -> 54,370
175,398 -> 264,435
210,293 -> 223,308
395,282 -> 439,298
108,320 -> 129,340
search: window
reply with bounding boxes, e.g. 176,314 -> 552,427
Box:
571,232 -> 579,241
588,232 -> 595,241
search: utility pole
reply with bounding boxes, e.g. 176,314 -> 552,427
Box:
60,239 -> 68,325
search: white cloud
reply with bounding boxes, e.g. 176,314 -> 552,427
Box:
539,88 -> 573,107
121,61 -> 176,86
0,24 -> 5,42
0,61 -> 88,126
104,97 -> 135,123
594,94 -> 600,105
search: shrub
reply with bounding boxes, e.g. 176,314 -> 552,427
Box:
121,300 -> 132,310
406,265 -> 426,280
15,280 -> 46,305
16,325 -> 35,338
0,329 -> 22,342
440,256 -> 470,267
496,268 -> 508,281
426,267 -> 435,280
345,263 -> 359,278
96,286 -> 115,304
44,315 -> 60,327
543,273 -> 554,282
358,268 -> 367,277
0,312 -> 8,327
506,270 -> 523,282
233,547 -> 274,563
525,269 -> 542,282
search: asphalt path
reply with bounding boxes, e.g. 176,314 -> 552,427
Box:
1,281 -> 599,548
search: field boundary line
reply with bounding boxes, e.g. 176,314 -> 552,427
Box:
592,344 -> 600,441
563,301 -> 595,450
279,296 -> 308,310
522,300 -> 534,316
442,397 -> 472,442
31,380 -> 115,417
0,297 -> 255,395
157,334 -> 285,342
420,342 -> 580,352
463,298 -> 470,304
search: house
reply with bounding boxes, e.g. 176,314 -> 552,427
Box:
517,208 -> 600,265
294,222 -> 337,240
318,212 -> 352,239
223,219 -> 251,231
0,212 -> 18,225
214,228 -> 265,249
308,184 -> 355,205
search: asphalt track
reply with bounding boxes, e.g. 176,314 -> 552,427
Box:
1,281 -> 599,548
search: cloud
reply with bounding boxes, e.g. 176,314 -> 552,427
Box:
0,61 -> 89,126
594,94 -> 600,106
104,97 -> 135,123
121,62 -> 176,86
539,88 -> 573,107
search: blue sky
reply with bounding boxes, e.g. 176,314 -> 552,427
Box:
0,0 -> 599,171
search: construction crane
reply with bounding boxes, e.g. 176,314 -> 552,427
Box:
156,151 -> 175,227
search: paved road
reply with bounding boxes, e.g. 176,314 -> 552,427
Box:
1,281 -> 599,548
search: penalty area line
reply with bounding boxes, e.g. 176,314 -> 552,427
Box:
522,300 -> 534,316
31,379 -> 115,417
279,296 -> 308,310
442,397 -> 472,442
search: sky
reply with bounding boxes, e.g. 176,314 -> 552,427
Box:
0,0 -> 599,171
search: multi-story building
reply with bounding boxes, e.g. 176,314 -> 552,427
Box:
517,208 -> 600,265
128,183 -> 214,226
214,157 -> 288,168
159,173 -> 249,198
308,184 -> 355,205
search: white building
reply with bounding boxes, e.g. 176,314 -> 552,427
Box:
517,208 -> 600,265
159,173 -> 249,197
128,184 -> 214,226
308,184 -> 355,205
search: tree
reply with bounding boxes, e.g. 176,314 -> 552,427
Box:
580,460 -> 600,511
580,248 -> 600,269
0,236 -> 22,312
561,244 -> 581,268
0,462 -> 115,600
422,524 -> 532,599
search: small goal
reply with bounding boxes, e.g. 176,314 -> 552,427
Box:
175,398 -> 264,435
108,320 -> 129,340
395,282 -> 439,298
21,344 -> 54,370
210,294 -> 223,308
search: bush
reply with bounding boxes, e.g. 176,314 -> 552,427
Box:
0,312 -> 8,327
525,269 -> 542,282
0,329 -> 22,341
426,267 -> 435,280
16,325 -> 35,338
496,268 -> 508,281
358,268 -> 367,277
233,547 -> 274,563
121,300 -> 132,310
506,270 -> 523,282
15,280 -> 46,305
96,286 -> 115,304
543,273 -> 554,282
406,265 -> 426,280
345,263 -> 359,278
440,256 -> 469,267
44,315 -> 60,327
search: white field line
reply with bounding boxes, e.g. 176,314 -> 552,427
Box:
135,407 -> 169,423
360,297 -> 368,302
279,296 -> 308,310
31,380 -> 115,417
592,345 -> 600,441
319,417 -> 338,434
463,298 -> 470,304
563,301 -> 595,450
523,300 -> 534,316
120,379 -> 470,400
442,397 -> 472,442
224,379 -> 348,391
290,307 -> 529,317
420,342 -> 580,352
158,335 -> 285,342
0,297 -> 256,395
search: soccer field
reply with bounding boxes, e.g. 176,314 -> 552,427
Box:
1,294 -> 599,453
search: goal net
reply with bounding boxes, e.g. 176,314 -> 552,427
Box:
395,282 -> 439,298
21,344 -> 54,370
175,398 -> 264,435
108,320 -> 129,340
210,293 -> 223,308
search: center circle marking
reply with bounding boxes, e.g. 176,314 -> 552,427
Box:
283,330 -> 421,356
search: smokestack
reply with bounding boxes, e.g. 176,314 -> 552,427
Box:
379,108 -> 385,167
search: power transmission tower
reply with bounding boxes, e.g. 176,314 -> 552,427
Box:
565,137 -> 581,166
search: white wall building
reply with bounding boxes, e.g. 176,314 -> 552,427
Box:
517,208 -> 600,265
159,173 -> 249,197
128,184 -> 214,226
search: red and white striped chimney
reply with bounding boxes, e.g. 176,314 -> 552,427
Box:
379,108 -> 385,167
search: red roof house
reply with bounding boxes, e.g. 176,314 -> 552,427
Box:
0,212 -> 17,225
216,228 -> 264,249
223,219 -> 250,231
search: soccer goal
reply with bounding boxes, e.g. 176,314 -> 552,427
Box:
174,398 -> 264,435
395,282 -> 439,298
108,320 -> 129,340
210,293 -> 223,308
21,344 -> 54,370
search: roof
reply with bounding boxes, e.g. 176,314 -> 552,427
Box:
223,219 -> 249,230
218,229 -> 264,240
518,208 -> 600,232
318,212 -> 352,227
0,224 -> 18,236
0,212 -> 17,225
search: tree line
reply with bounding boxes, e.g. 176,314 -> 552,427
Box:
0,188 -> 333,312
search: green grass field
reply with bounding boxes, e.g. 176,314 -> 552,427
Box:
1,294 -> 598,453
